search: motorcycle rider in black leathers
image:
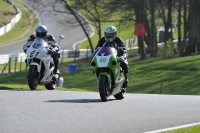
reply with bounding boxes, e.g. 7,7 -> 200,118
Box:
94,26 -> 129,92
23,25 -> 60,74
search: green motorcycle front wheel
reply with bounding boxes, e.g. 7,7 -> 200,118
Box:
99,75 -> 109,102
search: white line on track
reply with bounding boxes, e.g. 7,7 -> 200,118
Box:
145,122 -> 200,133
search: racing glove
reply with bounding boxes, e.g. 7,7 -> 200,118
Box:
118,56 -> 124,62
47,47 -> 55,55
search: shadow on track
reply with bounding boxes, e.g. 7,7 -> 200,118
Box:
45,98 -> 116,103
0,87 -> 43,91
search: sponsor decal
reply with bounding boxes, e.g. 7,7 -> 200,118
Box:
32,43 -> 41,49
99,58 -> 106,63
115,68 -> 118,74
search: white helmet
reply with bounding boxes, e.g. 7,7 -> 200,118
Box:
104,26 -> 117,42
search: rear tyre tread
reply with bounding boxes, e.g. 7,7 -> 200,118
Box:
114,89 -> 125,100
45,76 -> 57,90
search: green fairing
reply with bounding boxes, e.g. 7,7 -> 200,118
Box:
91,47 -> 125,95
91,51 -> 120,86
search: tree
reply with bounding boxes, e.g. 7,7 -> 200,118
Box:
29,0 -> 95,53
184,0 -> 200,55
60,0 -> 94,53
29,0 -> 200,57
181,0 -> 189,56
145,0 -> 157,57
157,0 -> 174,43
134,0 -> 146,60
69,0 -> 121,40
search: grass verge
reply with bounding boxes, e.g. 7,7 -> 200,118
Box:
162,124 -> 200,133
1,53 -> 200,95
0,0 -> 38,46
0,0 -> 16,25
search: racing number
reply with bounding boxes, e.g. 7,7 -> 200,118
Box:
30,50 -> 35,57
35,52 -> 39,57
100,58 -> 106,63
30,50 -> 39,57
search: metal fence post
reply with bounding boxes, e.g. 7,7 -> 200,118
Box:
8,57 -> 11,73
86,46 -> 88,58
74,48 -> 77,61
20,56 -> 22,72
14,57 -> 17,72
1,63 -> 8,74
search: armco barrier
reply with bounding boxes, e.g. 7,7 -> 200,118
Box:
0,2 -> 22,36
68,50 -> 80,58
0,49 -> 92,64
0,38 -> 176,64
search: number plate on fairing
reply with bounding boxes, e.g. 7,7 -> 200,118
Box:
96,55 -> 111,67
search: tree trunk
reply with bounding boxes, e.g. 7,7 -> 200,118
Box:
61,0 -> 94,53
181,0 -> 189,56
134,0 -> 146,60
185,0 -> 199,55
177,0 -> 182,54
149,0 -> 157,57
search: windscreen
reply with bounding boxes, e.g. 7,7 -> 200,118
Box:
32,38 -> 48,49
96,47 -> 115,56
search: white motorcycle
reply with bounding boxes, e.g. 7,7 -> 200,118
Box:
26,37 -> 59,90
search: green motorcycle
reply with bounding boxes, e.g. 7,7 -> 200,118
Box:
91,47 -> 126,102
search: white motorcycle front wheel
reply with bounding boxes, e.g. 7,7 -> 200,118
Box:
28,65 -> 39,90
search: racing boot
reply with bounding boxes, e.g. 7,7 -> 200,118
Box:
25,59 -> 28,67
122,74 -> 128,93
52,63 -> 59,84
53,63 -> 59,74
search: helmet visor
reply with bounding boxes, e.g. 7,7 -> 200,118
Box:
36,31 -> 47,38
105,33 -> 115,39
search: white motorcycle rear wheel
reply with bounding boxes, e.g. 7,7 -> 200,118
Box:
45,78 -> 56,90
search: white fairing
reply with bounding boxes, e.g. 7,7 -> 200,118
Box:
96,55 -> 111,67
26,38 -> 54,83
26,38 -> 49,57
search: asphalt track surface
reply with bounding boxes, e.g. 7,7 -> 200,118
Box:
1,90 -> 200,133
1,1 -> 200,133
0,0 -> 92,54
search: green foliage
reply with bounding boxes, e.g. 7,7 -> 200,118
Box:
162,40 -> 178,58
67,0 -> 135,49
78,22 -> 135,49
162,125 -> 200,133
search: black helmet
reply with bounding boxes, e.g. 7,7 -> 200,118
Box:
36,25 -> 47,38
